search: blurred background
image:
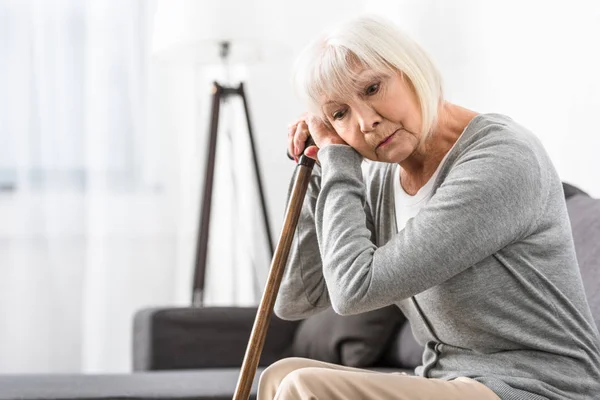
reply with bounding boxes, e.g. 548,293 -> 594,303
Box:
0,0 -> 598,375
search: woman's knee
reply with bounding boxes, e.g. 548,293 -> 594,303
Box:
275,368 -> 320,399
259,357 -> 317,386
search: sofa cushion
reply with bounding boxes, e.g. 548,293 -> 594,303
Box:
0,368 -> 262,400
0,366 -> 414,400
563,182 -> 588,199
134,307 -> 300,370
566,194 -> 600,328
292,305 -> 404,367
379,320 -> 424,369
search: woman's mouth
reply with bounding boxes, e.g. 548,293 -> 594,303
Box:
376,130 -> 398,149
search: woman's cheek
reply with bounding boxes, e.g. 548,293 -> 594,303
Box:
344,134 -> 370,154
333,120 -> 346,135
337,129 -> 356,147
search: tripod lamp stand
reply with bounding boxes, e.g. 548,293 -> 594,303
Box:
192,48 -> 275,306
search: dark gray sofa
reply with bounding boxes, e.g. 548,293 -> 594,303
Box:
1,183 -> 598,400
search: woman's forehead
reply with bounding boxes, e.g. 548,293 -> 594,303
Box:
318,67 -> 392,106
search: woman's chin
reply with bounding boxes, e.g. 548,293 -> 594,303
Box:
356,142 -> 414,163
374,146 -> 412,164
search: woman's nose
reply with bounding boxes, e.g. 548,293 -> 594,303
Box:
359,112 -> 381,134
354,102 -> 382,133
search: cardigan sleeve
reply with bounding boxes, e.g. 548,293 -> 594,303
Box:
315,136 -> 545,316
274,162 -> 377,320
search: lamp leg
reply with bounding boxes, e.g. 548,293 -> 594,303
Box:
192,82 -> 222,307
238,83 -> 274,257
192,81 -> 274,307
239,83 -> 274,303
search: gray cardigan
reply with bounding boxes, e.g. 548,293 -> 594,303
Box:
274,113 -> 600,400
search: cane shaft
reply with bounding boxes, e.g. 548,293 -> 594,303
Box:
233,160 -> 315,400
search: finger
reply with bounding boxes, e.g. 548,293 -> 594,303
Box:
304,145 -> 319,162
286,148 -> 295,161
288,124 -> 296,159
293,123 -> 303,156
294,121 -> 309,156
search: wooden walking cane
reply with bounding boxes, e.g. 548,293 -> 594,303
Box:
232,137 -> 316,400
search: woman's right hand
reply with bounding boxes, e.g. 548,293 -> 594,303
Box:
287,113 -> 319,163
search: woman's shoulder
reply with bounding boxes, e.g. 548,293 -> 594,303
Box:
443,113 -> 555,213
460,113 -> 546,155
453,113 -> 553,175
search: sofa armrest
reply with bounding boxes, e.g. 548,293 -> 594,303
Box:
133,306 -> 301,371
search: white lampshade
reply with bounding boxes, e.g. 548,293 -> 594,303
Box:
152,0 -> 290,65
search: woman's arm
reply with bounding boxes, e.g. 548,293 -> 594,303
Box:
274,164 -> 329,320
274,163 -> 376,320
316,134 -> 546,316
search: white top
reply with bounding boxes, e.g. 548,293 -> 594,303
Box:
393,150 -> 454,232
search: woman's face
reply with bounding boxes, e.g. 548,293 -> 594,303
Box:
321,68 -> 423,163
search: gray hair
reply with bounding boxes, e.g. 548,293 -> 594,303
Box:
292,14 -> 444,141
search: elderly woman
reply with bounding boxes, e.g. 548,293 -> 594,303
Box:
258,14 -> 600,400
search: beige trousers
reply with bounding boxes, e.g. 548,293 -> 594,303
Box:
257,357 -> 501,400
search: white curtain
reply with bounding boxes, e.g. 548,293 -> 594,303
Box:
0,0 -> 278,374
0,0 -> 184,373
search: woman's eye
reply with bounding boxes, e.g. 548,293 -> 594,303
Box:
365,83 -> 380,95
332,109 -> 346,120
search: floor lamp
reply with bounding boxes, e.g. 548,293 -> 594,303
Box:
152,0 -> 288,306
192,42 -> 275,306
